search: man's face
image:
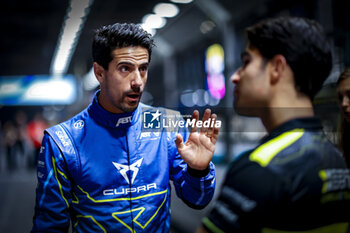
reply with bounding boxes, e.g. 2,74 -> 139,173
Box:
98,46 -> 149,113
338,78 -> 350,123
230,48 -> 270,116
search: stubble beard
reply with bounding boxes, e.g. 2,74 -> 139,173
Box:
119,103 -> 139,113
119,92 -> 143,113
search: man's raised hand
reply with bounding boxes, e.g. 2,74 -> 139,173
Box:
175,109 -> 219,170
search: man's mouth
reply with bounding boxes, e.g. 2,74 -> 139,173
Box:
126,93 -> 141,102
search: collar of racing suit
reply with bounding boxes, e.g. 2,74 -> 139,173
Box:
260,117 -> 323,144
87,90 -> 141,128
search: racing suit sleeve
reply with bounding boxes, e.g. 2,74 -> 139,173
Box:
168,123 -> 216,209
31,133 -> 72,232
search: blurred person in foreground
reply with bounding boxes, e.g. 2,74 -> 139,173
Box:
196,17 -> 350,233
338,68 -> 350,167
31,23 -> 219,232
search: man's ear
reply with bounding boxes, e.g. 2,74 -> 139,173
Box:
93,62 -> 105,84
269,54 -> 287,85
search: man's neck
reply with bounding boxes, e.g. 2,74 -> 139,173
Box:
260,94 -> 314,133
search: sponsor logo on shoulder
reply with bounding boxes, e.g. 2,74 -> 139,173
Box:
74,120 -> 84,129
55,131 -> 70,147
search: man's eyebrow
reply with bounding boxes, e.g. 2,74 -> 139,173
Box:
139,62 -> 149,66
117,62 -> 134,66
117,62 -> 149,66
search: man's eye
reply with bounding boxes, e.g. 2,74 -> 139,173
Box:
140,66 -> 148,72
120,66 -> 129,72
242,58 -> 250,68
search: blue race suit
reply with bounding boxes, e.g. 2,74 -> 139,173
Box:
32,91 -> 216,233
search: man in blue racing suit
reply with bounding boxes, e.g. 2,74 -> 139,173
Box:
31,23 -> 219,233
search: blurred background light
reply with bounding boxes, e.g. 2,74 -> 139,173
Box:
205,43 -> 225,100
153,3 -> 179,18
170,0 -> 193,4
50,0 -> 93,75
0,81 -> 21,97
83,68 -> 99,91
140,23 -> 157,36
180,89 -> 219,107
0,75 -> 77,105
142,14 -> 166,29
200,20 -> 216,34
193,89 -> 207,106
23,80 -> 74,102
180,89 -> 195,107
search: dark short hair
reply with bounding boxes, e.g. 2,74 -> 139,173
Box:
92,23 -> 155,69
246,17 -> 332,99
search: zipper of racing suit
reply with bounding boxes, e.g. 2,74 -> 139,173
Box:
125,129 -> 136,232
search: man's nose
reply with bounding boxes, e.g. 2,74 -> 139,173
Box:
231,68 -> 241,84
341,95 -> 350,108
131,70 -> 143,88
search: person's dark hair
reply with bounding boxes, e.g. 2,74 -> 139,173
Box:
338,68 -> 350,85
246,17 -> 332,99
337,68 -> 350,167
92,23 -> 155,69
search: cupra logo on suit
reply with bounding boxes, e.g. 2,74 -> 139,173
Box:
112,158 -> 144,184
